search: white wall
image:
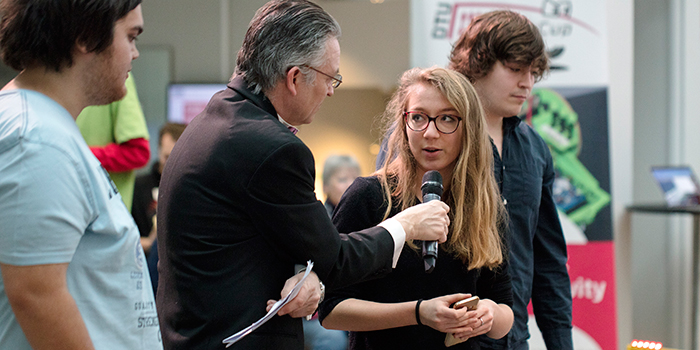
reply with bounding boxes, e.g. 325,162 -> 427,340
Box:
135,0 -> 411,88
609,2 -> 634,349
632,1 -> 673,344
319,0 -> 410,91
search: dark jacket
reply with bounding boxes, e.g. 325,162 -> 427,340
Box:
156,75 -> 395,349
480,116 -> 572,350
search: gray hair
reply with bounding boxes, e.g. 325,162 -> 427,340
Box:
322,154 -> 361,186
234,0 -> 341,94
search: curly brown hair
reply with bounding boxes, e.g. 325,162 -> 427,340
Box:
449,10 -> 548,83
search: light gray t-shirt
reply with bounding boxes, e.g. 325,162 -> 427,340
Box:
0,89 -> 161,349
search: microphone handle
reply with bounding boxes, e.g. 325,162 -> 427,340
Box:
423,241 -> 437,273
422,192 -> 440,273
423,193 -> 440,202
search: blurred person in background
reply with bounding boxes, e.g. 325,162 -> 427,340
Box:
132,122 -> 187,255
303,154 -> 361,350
322,154 -> 361,217
133,122 -> 187,294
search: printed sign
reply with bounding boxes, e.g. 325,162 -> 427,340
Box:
410,0 -> 608,86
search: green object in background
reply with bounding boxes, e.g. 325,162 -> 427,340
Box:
76,73 -> 149,211
520,88 -> 610,228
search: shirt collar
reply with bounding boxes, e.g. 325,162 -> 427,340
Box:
278,115 -> 299,135
277,115 -> 294,129
503,116 -> 522,133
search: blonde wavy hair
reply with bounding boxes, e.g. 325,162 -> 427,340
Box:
376,66 -> 505,269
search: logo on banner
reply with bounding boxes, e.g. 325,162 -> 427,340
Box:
427,1 -> 602,75
430,1 -> 588,39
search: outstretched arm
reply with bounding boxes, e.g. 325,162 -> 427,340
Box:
322,294 -> 473,333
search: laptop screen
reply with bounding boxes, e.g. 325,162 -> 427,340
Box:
651,166 -> 700,206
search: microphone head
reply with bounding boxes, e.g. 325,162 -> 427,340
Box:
421,170 -> 443,198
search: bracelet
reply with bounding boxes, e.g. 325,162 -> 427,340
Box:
415,299 -> 424,326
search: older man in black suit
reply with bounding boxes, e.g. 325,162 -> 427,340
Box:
155,1 -> 450,349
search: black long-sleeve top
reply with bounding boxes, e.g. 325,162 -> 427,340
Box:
319,176 -> 513,350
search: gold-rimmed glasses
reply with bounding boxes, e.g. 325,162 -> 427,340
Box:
301,64 -> 342,88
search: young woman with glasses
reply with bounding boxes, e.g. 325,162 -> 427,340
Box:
318,66 -> 514,349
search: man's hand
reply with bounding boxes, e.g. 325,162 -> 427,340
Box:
392,200 -> 450,242
266,270 -> 321,318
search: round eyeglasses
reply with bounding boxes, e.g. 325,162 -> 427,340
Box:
404,111 -> 462,134
301,64 -> 342,88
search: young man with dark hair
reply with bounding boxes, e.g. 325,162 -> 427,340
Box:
449,10 -> 573,350
0,1 -> 159,349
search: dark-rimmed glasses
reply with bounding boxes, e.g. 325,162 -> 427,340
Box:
301,64 -> 342,88
404,111 -> 462,134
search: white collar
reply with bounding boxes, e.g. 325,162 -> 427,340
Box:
277,114 -> 295,129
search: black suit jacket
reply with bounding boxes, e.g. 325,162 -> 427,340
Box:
156,75 -> 395,350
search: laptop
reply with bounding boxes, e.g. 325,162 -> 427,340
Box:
651,166 -> 700,207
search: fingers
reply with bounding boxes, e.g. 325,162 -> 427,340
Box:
272,271 -> 321,318
450,316 -> 488,340
279,290 -> 319,318
444,293 -> 472,307
426,201 -> 449,244
279,275 -> 301,300
443,298 -> 497,340
396,201 -> 450,242
451,309 -> 493,338
421,295 -> 473,333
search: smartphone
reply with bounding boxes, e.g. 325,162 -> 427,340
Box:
445,296 -> 479,347
452,296 -> 479,310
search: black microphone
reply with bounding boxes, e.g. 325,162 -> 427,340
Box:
421,170 -> 443,273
